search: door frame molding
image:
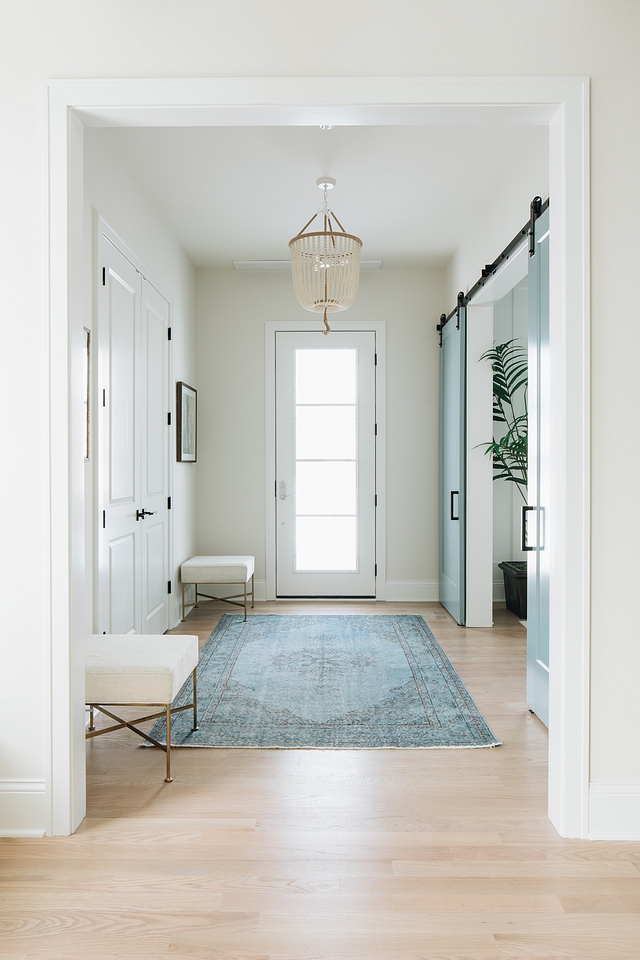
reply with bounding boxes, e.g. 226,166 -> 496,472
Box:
265,320 -> 386,601
47,76 -> 589,838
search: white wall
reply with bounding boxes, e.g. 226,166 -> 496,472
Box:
195,267 -> 444,600
492,281 -> 528,601
2,0 -> 640,837
84,129 -> 197,631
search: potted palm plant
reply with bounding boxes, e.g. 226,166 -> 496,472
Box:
480,339 -> 528,618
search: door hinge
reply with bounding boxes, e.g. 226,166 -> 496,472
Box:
375,494 -> 378,506
374,423 -> 378,435
275,480 -> 277,497
168,580 -> 172,594
102,510 -> 106,529
102,389 -> 106,407
167,412 -> 172,426
102,267 -> 106,286
375,564 -> 378,576
167,496 -> 172,510
167,326 -> 172,341
374,353 -> 378,365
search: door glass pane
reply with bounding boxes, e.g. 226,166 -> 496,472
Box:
296,349 -> 356,404
296,517 -> 357,571
296,406 -> 356,459
296,461 -> 356,514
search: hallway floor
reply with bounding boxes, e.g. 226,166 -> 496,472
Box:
2,603 -> 640,958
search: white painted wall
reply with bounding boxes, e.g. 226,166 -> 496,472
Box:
492,281 -> 528,601
2,0 -> 640,838
195,267 -> 444,600
84,129 -> 197,631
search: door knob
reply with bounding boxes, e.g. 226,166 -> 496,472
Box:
136,509 -> 156,521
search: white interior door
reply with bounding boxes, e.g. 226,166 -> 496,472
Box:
140,280 -> 170,634
98,234 -> 171,635
276,331 -> 376,597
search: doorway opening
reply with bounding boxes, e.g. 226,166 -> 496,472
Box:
48,77 -> 589,839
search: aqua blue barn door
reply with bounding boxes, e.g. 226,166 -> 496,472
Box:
439,300 -> 466,624
526,205 -> 550,726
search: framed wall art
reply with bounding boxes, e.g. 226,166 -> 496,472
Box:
176,381 -> 197,462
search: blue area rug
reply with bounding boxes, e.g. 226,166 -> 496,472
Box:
151,614 -> 500,749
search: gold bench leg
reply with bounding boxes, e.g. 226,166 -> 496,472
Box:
243,581 -> 247,621
165,704 -> 173,783
192,668 -> 199,731
251,573 -> 255,609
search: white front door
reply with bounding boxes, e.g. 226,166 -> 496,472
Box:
275,331 -> 376,597
97,235 -> 171,635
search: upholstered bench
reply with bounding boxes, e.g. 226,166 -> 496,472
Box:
85,634 -> 199,783
181,555 -> 255,622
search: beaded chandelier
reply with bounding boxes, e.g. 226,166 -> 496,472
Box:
289,178 -> 362,336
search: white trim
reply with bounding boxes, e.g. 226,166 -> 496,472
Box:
385,581 -> 440,602
589,783 -> 640,840
0,779 -> 46,793
265,319 -> 386,601
47,76 -> 590,839
0,780 -> 46,838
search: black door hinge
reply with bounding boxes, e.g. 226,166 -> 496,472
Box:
375,494 -> 378,506
102,267 -> 106,286
375,564 -> 378,576
102,389 -> 106,407
167,412 -> 172,426
374,353 -> 378,365
167,496 -> 172,510
102,510 -> 106,529
167,327 -> 172,341
168,580 -> 172,594
374,424 -> 378,435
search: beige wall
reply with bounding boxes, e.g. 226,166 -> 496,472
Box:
2,0 -> 640,834
195,267 -> 445,597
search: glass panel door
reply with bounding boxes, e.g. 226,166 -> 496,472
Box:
439,302 -> 466,624
526,206 -> 550,726
276,331 -> 376,596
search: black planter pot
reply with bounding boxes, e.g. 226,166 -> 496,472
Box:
498,560 -> 527,619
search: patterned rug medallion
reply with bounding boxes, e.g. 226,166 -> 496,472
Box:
151,614 -> 500,749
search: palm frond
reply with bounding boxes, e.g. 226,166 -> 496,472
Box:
479,338 -> 528,501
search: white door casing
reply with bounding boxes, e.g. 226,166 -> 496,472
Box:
97,230 -> 171,636
49,78 -> 589,839
275,330 -> 377,597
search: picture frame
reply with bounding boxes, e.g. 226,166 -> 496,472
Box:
176,381 -> 197,462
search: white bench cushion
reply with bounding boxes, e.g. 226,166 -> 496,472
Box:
85,635 -> 198,705
181,555 -> 255,583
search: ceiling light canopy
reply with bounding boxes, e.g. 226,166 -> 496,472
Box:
289,178 -> 362,336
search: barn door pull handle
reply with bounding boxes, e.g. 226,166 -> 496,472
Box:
450,491 -> 459,521
521,505 -> 535,551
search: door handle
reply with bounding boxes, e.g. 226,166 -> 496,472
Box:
450,490 -> 459,521
136,509 -> 156,521
279,481 -> 289,501
521,505 -> 545,551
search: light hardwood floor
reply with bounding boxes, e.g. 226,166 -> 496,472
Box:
2,602 -> 640,958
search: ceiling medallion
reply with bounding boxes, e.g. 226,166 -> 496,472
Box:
289,178 -> 362,336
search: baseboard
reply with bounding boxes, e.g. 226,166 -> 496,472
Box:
493,579 -> 506,602
0,780 -> 46,837
589,782 -> 640,839
384,580 -> 439,602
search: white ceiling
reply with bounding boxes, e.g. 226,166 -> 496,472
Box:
92,124 -> 548,268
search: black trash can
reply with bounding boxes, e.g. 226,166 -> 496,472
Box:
498,560 -> 527,619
